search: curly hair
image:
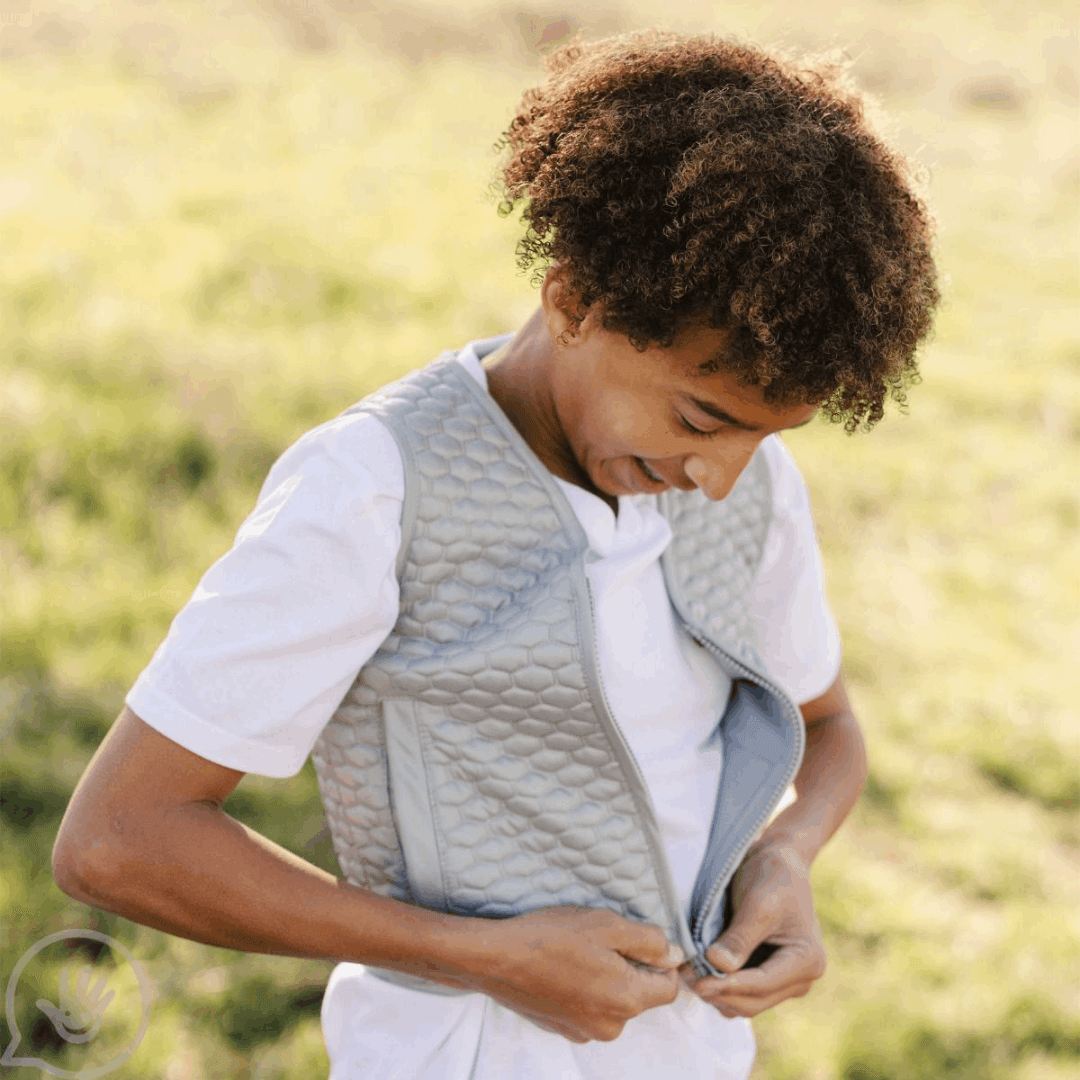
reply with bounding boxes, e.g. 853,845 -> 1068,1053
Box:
491,30 -> 940,430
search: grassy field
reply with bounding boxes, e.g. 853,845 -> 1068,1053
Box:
1,1 -> 1077,1077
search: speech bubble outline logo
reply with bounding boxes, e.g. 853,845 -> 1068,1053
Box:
2,930 -> 154,1078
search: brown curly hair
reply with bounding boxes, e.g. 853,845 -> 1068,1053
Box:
491,30 -> 940,430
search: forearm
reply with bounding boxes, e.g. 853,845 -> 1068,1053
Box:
51,711 -> 684,1043
750,702 -> 868,870
59,801 -> 687,1042
58,802 -> 491,989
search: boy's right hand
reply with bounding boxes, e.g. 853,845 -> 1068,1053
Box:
458,906 -> 684,1043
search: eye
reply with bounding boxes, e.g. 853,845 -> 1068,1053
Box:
677,414 -> 722,438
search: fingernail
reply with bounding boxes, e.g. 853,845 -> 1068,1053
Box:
668,943 -> 686,966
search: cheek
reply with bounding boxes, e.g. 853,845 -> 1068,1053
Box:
591,390 -> 662,449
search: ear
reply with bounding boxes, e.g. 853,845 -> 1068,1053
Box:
539,262 -> 594,347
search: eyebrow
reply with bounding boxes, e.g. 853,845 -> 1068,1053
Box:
686,395 -> 816,432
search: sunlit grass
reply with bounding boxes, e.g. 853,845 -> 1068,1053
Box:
2,2 -> 1077,1077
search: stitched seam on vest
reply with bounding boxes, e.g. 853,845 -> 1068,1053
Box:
569,566 -> 689,943
416,703 -> 454,910
437,359 -> 688,939
383,699 -> 449,910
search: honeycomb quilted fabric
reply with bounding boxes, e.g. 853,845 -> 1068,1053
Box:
658,468 -> 773,674
310,352 -> 780,976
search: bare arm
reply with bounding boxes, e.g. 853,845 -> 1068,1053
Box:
53,707 -> 682,1042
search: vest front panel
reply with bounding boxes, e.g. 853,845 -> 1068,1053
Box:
310,352 -> 805,983
312,358 -> 677,942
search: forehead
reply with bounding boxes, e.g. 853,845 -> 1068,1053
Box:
664,318 -> 740,375
626,327 -> 817,429
688,366 -> 815,427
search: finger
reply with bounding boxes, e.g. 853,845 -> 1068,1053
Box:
603,956 -> 681,1013
608,952 -> 683,1012
623,950 -> 686,976
678,963 -> 699,988
635,967 -> 682,1011
705,944 -> 822,999
697,969 -> 815,1003
613,921 -> 685,972
699,980 -> 816,1019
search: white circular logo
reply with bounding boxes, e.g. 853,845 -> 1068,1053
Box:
2,931 -> 154,1078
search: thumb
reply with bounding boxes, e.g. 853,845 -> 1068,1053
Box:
613,920 -> 685,972
36,999 -> 63,1025
707,918 -> 766,974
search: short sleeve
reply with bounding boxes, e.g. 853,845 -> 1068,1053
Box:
125,410 -> 405,778
748,437 -> 843,706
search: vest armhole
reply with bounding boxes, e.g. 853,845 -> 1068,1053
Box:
346,403 -> 420,583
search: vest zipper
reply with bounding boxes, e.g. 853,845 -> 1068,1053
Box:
580,569 -> 700,965
677,615 -> 806,971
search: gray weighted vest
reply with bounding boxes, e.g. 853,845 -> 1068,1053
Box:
310,347 -> 805,991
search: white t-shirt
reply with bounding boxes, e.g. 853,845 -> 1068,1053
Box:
127,334 -> 841,1080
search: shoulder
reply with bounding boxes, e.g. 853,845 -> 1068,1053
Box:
757,434 -> 813,517
752,435 -> 822,584
254,406 -> 405,511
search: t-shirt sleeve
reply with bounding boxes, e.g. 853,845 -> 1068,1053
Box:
748,436 -> 843,706
125,410 -> 405,778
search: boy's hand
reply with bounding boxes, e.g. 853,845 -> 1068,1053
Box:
681,845 -> 826,1018
468,906 -> 684,1043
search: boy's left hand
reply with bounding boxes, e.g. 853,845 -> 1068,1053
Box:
681,844 -> 826,1018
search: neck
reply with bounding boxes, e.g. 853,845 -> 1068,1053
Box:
484,309 -> 618,516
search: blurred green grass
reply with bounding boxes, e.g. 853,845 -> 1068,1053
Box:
1,2 -> 1077,1077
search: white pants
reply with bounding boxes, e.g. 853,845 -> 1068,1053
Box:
322,963 -> 755,1080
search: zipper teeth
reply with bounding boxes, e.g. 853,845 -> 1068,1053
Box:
682,620 -> 806,945
582,571 -> 695,958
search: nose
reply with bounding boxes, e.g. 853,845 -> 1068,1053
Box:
684,450 -> 754,501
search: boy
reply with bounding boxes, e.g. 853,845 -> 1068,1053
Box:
54,29 -> 938,1078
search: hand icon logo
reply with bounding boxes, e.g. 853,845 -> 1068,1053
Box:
35,965 -> 116,1045
2,929 -> 154,1078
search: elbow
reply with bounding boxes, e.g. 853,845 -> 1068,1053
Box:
53,814 -> 177,923
52,834 -> 103,905
51,823 -> 126,908
53,848 -> 144,919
